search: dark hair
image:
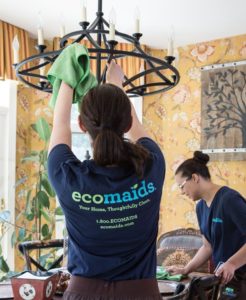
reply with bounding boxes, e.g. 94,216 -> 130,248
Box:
175,151 -> 211,179
79,84 -> 150,178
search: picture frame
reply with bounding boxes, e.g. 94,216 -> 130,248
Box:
201,60 -> 246,160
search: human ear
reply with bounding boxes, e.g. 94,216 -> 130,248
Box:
192,173 -> 200,183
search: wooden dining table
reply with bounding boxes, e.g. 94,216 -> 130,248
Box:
0,272 -> 211,299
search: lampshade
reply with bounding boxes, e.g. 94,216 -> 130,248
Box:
14,0 -> 180,97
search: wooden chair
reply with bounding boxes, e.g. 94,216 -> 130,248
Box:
18,239 -> 65,271
188,275 -> 221,300
157,228 -> 212,273
162,283 -> 189,299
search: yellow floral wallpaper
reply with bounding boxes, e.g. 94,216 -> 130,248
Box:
144,34 -> 246,235
15,86 -> 54,270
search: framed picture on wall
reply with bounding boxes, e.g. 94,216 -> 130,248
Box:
201,60 -> 246,161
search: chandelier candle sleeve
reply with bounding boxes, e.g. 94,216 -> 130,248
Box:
109,7 -> 116,40
38,27 -> 44,45
135,19 -> 140,33
109,23 -> 115,40
167,37 -> 174,56
60,25 -> 65,38
134,7 -> 140,33
81,5 -> 87,22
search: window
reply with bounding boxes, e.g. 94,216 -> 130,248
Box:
0,80 -> 17,270
71,104 -> 92,161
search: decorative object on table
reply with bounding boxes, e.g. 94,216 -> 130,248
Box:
201,60 -> 246,161
13,0 -> 179,97
11,271 -> 59,300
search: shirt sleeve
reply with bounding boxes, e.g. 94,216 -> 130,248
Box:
196,201 -> 203,234
224,191 -> 246,242
138,137 -> 165,184
137,137 -> 165,167
47,144 -> 80,197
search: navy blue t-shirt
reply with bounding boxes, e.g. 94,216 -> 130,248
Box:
196,186 -> 246,272
48,137 -> 165,280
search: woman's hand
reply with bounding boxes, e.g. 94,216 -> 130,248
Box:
106,61 -> 124,88
215,261 -> 236,284
166,265 -> 188,275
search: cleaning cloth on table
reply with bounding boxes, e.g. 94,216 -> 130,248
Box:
47,43 -> 98,109
156,266 -> 186,281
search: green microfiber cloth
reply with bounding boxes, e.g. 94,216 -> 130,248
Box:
47,43 -> 98,109
156,266 -> 186,281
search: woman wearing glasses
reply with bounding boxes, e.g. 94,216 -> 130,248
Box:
167,151 -> 246,299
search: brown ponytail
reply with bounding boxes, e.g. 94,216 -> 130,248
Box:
79,84 -> 150,178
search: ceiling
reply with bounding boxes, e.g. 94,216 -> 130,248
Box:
1,0 -> 246,49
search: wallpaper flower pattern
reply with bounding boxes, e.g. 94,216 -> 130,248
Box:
144,34 -> 246,235
15,86 -> 53,269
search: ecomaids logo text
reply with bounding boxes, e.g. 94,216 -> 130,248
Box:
71,180 -> 156,205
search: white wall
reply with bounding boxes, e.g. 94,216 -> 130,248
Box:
0,80 -> 17,270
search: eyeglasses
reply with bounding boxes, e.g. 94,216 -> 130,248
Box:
178,177 -> 191,190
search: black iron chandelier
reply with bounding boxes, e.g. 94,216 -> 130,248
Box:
14,0 -> 180,96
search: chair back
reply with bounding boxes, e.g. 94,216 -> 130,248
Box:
163,283 -> 189,299
157,228 -> 211,273
157,228 -> 203,249
188,275 -> 220,300
18,239 -> 64,271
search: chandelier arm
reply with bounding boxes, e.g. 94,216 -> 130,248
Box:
123,65 -> 169,87
88,16 -> 100,31
18,71 -> 43,78
60,30 -> 88,46
100,21 -> 111,50
102,35 -> 110,51
73,34 -> 88,45
15,50 -> 61,73
16,72 -> 51,92
126,84 -> 174,97
61,28 -> 139,50
126,81 -> 174,94
85,48 -> 167,64
85,34 -> 102,50
134,44 -> 172,85
123,75 -> 136,89
89,53 -> 125,60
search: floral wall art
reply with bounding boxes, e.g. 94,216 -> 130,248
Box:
201,62 -> 246,160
